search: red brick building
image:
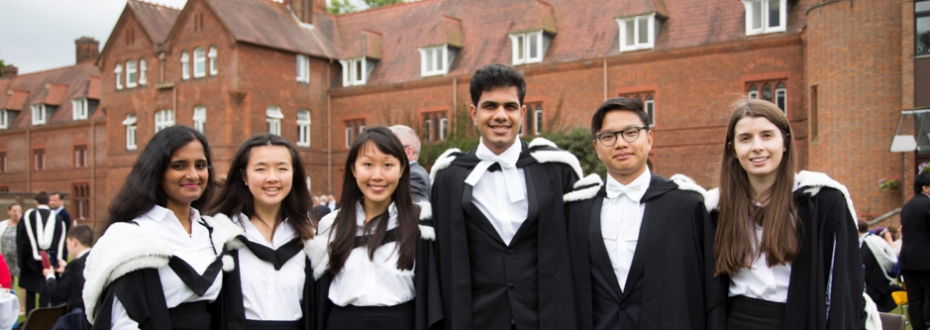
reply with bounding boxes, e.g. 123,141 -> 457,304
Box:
1,0 -> 925,227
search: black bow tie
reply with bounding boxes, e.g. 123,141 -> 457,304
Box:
237,236 -> 303,271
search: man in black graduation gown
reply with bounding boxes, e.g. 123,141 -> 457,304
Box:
901,172 -> 930,329
18,191 -> 67,314
564,97 -> 724,330
44,225 -> 93,312
430,64 -> 580,330
858,220 -> 901,313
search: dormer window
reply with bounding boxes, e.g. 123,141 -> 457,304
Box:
617,13 -> 656,52
509,30 -> 544,65
419,45 -> 451,77
31,104 -> 46,126
115,64 -> 123,90
742,0 -> 786,36
0,109 -> 8,129
340,58 -> 369,86
72,98 -> 89,120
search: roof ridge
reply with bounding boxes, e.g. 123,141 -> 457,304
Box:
130,0 -> 182,11
334,0 -> 436,18
15,63 -> 97,78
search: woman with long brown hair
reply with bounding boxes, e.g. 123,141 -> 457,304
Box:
306,126 -> 442,330
708,98 -> 863,330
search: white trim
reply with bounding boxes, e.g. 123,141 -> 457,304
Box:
154,109 -> 174,132
297,109 -> 311,147
527,137 -> 558,149
440,116 -> 448,141
534,106 -> 543,135
193,47 -> 206,78
0,109 -> 7,129
509,30 -> 544,65
340,57 -> 368,86
529,149 -> 584,180
114,63 -> 123,90
776,87 -> 787,115
31,104 -> 46,126
124,114 -> 137,151
617,13 -> 656,53
126,59 -> 137,88
208,46 -> 217,76
419,45 -> 449,77
72,98 -> 88,120
429,147 -> 461,184
193,105 -> 206,133
742,0 -> 787,36
181,51 -> 190,80
139,58 -> 147,86
296,54 -> 310,83
267,105 -> 283,135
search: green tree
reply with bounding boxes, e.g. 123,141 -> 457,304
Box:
363,0 -> 404,9
327,0 -> 357,14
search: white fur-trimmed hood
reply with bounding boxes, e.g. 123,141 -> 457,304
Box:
429,148 -> 461,185
83,223 -> 173,324
201,213 -> 246,252
563,174 -> 604,202
304,203 -> 436,280
528,137 -> 584,180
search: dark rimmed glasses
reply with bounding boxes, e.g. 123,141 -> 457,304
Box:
596,126 -> 648,147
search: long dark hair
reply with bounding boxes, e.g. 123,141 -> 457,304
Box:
715,98 -> 799,276
329,126 -> 418,274
207,134 -> 315,241
103,126 -> 216,234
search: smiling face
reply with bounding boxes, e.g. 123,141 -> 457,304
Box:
469,86 -> 526,155
594,110 -> 653,184
161,140 -> 209,209
244,145 -> 294,211
732,116 -> 786,185
352,141 -> 403,211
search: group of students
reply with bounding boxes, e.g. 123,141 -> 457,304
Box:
81,63 -> 867,330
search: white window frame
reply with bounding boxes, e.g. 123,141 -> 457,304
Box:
154,109 -> 175,132
193,47 -> 206,78
31,104 -> 46,126
617,13 -> 656,52
0,109 -> 6,129
139,58 -> 147,86
193,105 -> 206,133
645,99 -> 656,127
181,51 -> 190,80
509,30 -> 544,65
775,86 -> 787,115
297,54 -> 310,83
345,126 -> 352,148
208,46 -> 217,76
126,60 -> 137,88
339,58 -> 368,86
419,45 -> 450,77
741,0 -> 787,36
267,105 -> 283,136
534,106 -> 543,135
748,90 -> 759,99
123,114 -> 137,150
72,98 -> 88,120
440,116 -> 448,141
115,64 -> 123,90
297,109 -> 311,147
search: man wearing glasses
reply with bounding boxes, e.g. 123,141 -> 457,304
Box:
564,97 -> 724,330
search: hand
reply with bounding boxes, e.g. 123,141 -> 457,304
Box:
42,267 -> 54,278
56,259 -> 66,273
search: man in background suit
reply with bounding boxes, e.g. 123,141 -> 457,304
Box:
390,125 -> 431,202
48,191 -> 72,233
901,172 -> 930,329
18,191 -> 66,314
43,225 -> 92,312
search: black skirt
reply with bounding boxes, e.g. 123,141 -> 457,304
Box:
168,301 -> 212,330
325,301 -> 414,330
726,295 -> 786,330
245,320 -> 301,330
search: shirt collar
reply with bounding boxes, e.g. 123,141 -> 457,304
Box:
77,248 -> 91,259
37,205 -> 50,210
55,206 -> 64,213
475,138 -> 522,168
143,205 -> 200,223
605,167 -> 652,201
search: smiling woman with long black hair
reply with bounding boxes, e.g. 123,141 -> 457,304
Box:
82,126 -> 241,330
306,126 -> 443,330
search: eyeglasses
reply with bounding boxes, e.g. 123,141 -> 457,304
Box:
595,127 -> 648,147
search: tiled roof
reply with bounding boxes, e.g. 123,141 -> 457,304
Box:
207,0 -> 337,59
128,0 -> 181,44
420,15 -> 464,48
509,0 -> 557,34
342,30 -> 384,59
0,64 -> 100,128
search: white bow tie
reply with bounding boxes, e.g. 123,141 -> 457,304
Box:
464,154 -> 525,203
606,181 -> 644,200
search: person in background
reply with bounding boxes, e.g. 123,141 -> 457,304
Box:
18,191 -> 66,314
49,192 -> 72,233
43,225 -> 93,312
901,172 -> 930,330
0,204 -> 21,308
886,225 -> 902,256
389,125 -> 431,203
313,196 -> 332,222
0,255 -> 18,330
326,194 -> 338,211
859,220 -> 901,312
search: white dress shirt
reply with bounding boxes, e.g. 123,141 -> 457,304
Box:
601,169 -> 650,291
232,213 -> 306,321
470,140 -> 528,246
111,206 -> 222,329
727,224 -> 792,303
321,203 -> 415,307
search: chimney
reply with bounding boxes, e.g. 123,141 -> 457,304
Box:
1,65 -> 17,78
75,37 -> 100,65
285,0 -> 316,25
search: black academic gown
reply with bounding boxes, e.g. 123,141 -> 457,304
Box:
710,186 -> 865,330
567,174 -> 725,330
311,213 -> 443,330
219,236 -> 313,330
860,240 -> 899,313
430,141 -> 579,330
18,207 -> 66,293
90,219 -> 229,330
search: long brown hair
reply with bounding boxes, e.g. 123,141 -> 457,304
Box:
207,134 -> 315,241
329,127 -> 419,274
714,98 -> 799,276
